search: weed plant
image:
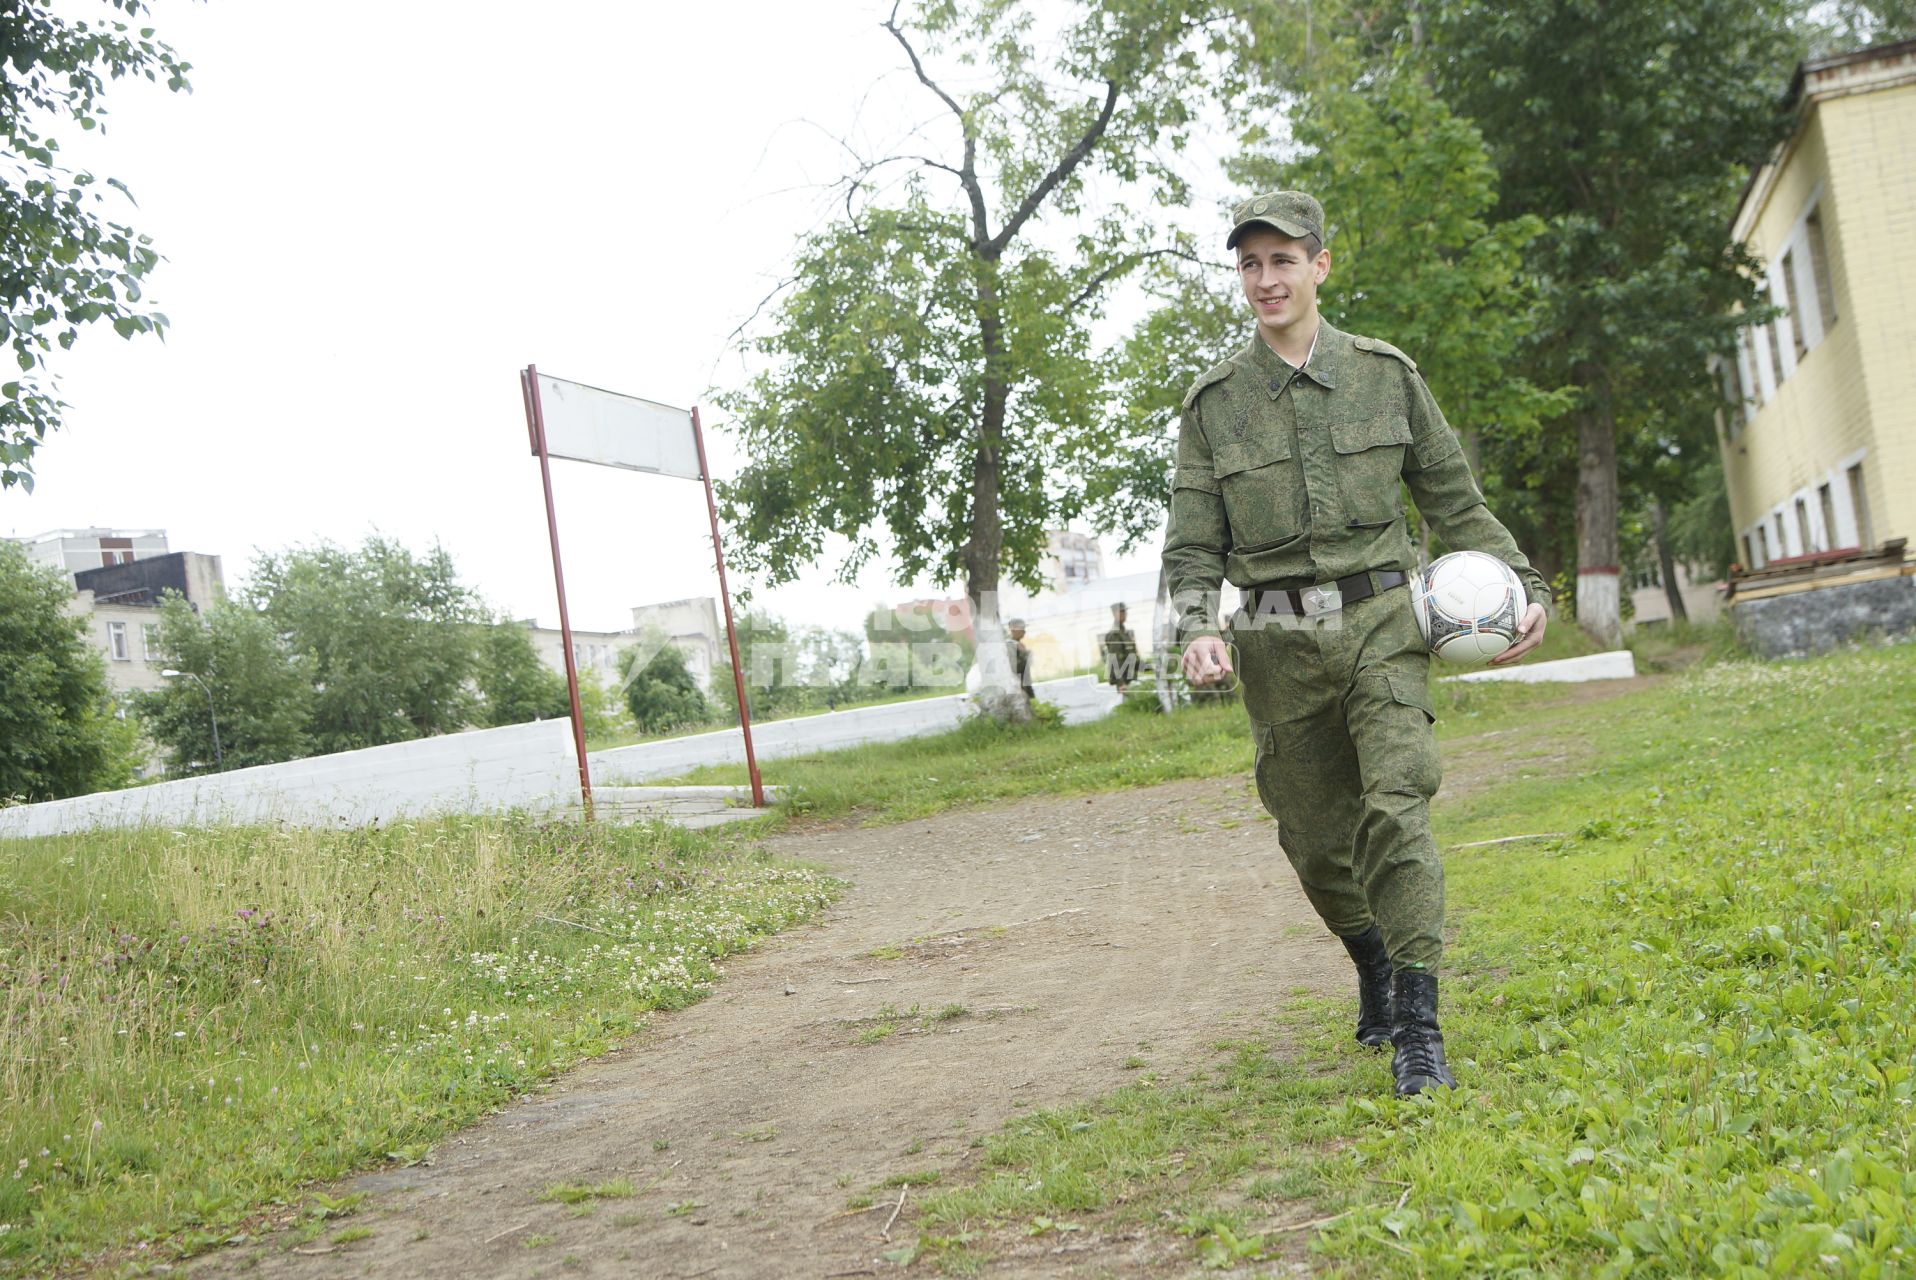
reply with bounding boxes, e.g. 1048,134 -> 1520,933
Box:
0,815 -> 835,1273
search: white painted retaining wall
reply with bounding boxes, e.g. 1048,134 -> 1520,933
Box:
1444,650 -> 1637,685
0,679 -> 1125,838
590,676 -> 1123,784
0,719 -> 577,840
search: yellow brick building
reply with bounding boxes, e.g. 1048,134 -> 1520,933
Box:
1718,39 -> 1914,568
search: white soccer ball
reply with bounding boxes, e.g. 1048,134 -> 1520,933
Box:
1412,551 -> 1526,667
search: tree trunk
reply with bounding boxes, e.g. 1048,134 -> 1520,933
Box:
1652,501 -> 1688,624
966,260 -> 1029,723
1573,373 -> 1623,649
1532,496 -> 1564,593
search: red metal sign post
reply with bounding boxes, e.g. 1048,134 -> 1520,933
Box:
521,365 -> 595,820
691,406 -> 766,808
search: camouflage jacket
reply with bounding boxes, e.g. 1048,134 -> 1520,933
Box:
1100,626 -> 1139,684
1160,322 -> 1550,639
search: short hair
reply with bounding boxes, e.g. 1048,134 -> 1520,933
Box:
1237,231 -> 1323,262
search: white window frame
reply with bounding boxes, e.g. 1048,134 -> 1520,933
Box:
107,620 -> 130,661
1767,274 -> 1798,384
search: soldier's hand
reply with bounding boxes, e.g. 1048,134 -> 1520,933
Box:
1182,635 -> 1234,686
1489,603 -> 1548,666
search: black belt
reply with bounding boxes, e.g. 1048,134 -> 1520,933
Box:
1248,569 -> 1408,617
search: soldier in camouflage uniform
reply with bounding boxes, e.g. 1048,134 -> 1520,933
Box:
1100,603 -> 1140,693
1007,618 -> 1036,705
1160,191 -> 1549,1096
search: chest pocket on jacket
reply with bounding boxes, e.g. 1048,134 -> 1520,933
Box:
1328,414 -> 1412,526
1212,432 -> 1305,551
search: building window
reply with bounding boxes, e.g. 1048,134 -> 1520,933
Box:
1755,526 -> 1770,564
1806,208 -> 1837,331
142,623 -> 161,661
1774,513 -> 1790,558
107,621 -> 130,661
1736,329 -> 1760,412
1717,357 -> 1747,441
1795,498 -> 1813,554
1847,462 -> 1873,549
1741,534 -> 1755,569
1818,484 -> 1839,551
1764,321 -> 1787,392
1781,251 -> 1807,359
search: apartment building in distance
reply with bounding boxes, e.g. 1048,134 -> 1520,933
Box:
1039,530 -> 1105,594
526,596 -> 722,693
1714,39 -> 1916,652
10,528 -> 226,695
21,526 -> 169,577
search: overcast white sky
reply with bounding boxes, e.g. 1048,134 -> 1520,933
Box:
0,0 -> 1235,634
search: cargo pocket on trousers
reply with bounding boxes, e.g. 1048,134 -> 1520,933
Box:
1364,673 -> 1442,799
1386,672 -> 1436,725
1249,718 -> 1283,819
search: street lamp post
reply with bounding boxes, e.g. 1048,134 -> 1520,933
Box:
160,669 -> 223,770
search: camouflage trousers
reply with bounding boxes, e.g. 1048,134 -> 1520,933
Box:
1235,584 -> 1444,970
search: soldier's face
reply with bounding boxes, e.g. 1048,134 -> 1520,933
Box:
1236,230 -> 1329,334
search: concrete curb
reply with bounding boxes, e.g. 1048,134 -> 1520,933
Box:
1443,649 -> 1637,684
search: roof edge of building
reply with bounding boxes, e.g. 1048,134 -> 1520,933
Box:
1735,37 -> 1916,238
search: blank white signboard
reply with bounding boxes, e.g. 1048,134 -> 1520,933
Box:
536,373 -> 701,480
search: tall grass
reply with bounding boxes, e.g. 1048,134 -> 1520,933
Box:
0,816 -> 835,1272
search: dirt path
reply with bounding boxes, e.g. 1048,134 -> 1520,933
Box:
180,776 -> 1334,1280
182,679 -> 1652,1280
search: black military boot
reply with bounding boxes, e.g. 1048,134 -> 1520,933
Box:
1389,969 -> 1457,1096
1337,925 -> 1394,1048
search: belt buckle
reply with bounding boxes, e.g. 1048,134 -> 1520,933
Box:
1300,583 -> 1343,616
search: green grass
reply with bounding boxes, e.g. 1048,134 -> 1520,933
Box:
912,643 -> 1916,1277
0,815 -> 836,1275
0,609 -> 1835,1276
538,1179 -> 635,1205
666,695 -> 1255,823
660,616 -> 1654,829
583,683 -> 963,753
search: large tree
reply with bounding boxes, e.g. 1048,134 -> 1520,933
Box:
1805,0 -> 1916,50
1238,67 -> 1572,556
1,0 -> 189,491
1427,0 -> 1797,645
134,592 -> 314,772
719,0 -> 1252,719
247,536 -> 485,753
0,540 -> 137,799
1089,60 -> 1571,572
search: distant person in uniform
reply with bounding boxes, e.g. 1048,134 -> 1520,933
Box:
1161,191 -> 1548,1096
1007,617 -> 1036,705
1101,603 -> 1140,693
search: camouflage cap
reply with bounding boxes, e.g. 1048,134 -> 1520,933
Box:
1226,190 -> 1325,251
